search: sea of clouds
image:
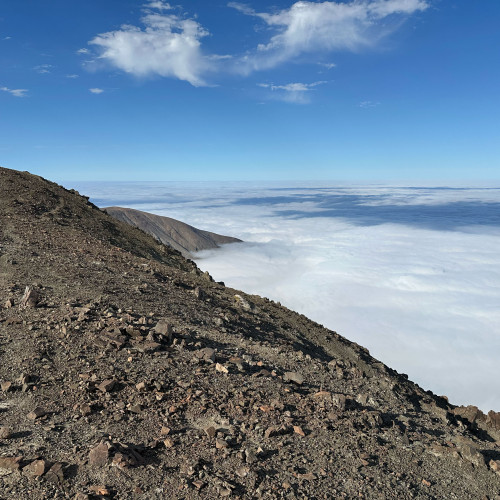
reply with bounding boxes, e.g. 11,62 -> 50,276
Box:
74,181 -> 500,412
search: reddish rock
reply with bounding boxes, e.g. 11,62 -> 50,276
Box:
0,456 -> 22,471
23,459 -> 48,477
89,442 -> 110,467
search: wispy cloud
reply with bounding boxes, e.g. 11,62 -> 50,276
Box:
89,87 -> 104,94
3,36 -> 12,41
34,64 -> 53,74
77,48 -> 90,55
318,62 -> 337,70
230,0 -> 429,72
359,100 -> 380,108
1,86 -> 28,97
87,1 -> 217,87
66,74 -> 79,79
258,80 -> 327,103
144,1 -> 173,10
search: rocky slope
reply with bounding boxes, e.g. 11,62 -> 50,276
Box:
1,166 -> 500,500
104,207 -> 242,259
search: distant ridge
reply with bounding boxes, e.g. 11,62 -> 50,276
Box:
104,206 -> 242,258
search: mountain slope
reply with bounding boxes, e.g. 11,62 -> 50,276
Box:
1,166 -> 500,499
104,206 -> 242,258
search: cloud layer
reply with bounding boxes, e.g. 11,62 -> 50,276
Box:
73,181 -> 500,412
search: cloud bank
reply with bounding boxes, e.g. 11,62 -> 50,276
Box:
73,181 -> 500,412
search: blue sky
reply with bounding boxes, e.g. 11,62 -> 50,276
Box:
1,0 -> 499,182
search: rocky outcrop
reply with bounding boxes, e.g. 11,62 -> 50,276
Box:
104,206 -> 242,258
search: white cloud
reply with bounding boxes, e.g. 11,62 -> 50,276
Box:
87,2 -> 215,86
230,0 -> 429,71
71,181 -> 500,412
77,48 -> 90,54
318,62 -> 337,69
144,1 -> 173,10
1,86 -> 28,97
34,64 -> 53,74
89,87 -> 104,94
359,100 -> 380,108
66,74 -> 79,79
258,80 -> 327,103
3,36 -> 12,41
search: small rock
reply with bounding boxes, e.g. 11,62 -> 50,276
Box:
1,381 -> 12,392
135,381 -> 146,391
192,480 -> 205,489
216,363 -> 229,374
0,456 -> 22,471
27,407 -> 47,420
421,479 -> 431,487
4,299 -> 13,308
128,404 -> 142,414
284,372 -> 304,385
297,472 -> 316,480
234,294 -> 252,311
216,438 -> 229,449
293,425 -> 305,437
193,287 -> 204,299
154,319 -> 173,341
89,442 -> 110,467
20,286 -> 40,308
489,459 -> 500,473
236,466 -> 249,478
74,493 -> 90,500
204,426 -> 216,439
90,485 -> 111,496
245,448 -> 257,464
196,347 -> 216,363
164,438 -> 175,448
0,426 -> 12,439
23,459 -> 48,477
160,426 -> 171,436
97,379 -> 116,393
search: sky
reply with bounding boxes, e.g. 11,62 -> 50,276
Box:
1,0 -> 499,182
76,181 -> 500,411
